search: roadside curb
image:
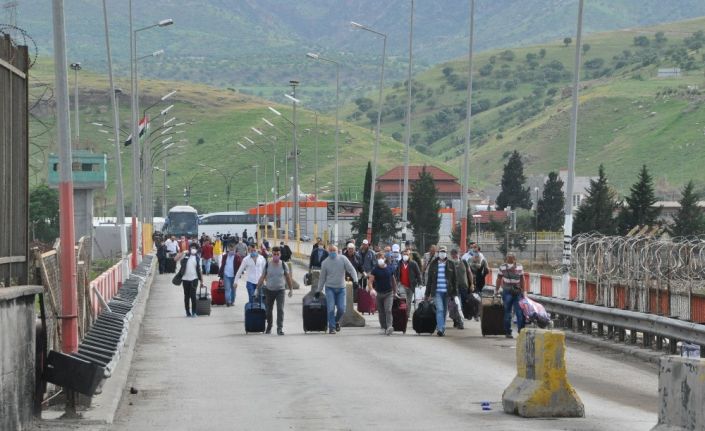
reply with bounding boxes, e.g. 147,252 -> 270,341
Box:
82,256 -> 158,424
564,331 -> 662,367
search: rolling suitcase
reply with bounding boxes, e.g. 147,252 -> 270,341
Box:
463,292 -> 481,320
195,284 -> 212,316
211,280 -> 226,306
165,256 -> 177,273
412,300 -> 436,334
392,296 -> 408,334
244,295 -> 267,334
357,287 -> 377,315
481,295 -> 505,336
302,292 -> 328,333
210,260 -> 220,275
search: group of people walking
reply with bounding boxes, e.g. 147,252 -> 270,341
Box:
159,232 -> 527,339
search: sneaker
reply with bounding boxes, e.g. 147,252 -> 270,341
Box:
265,326 -> 272,334
386,327 -> 394,336
505,334 -> 513,339
185,312 -> 191,317
277,329 -> 284,336
378,329 -> 386,335
474,316 -> 479,321
436,330 -> 445,337
335,323 -> 341,332
328,329 -> 336,334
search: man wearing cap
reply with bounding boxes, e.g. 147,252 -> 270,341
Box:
424,246 -> 457,336
356,239 -> 376,289
342,242 -> 362,274
388,243 -> 402,274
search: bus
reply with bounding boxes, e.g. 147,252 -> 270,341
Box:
163,205 -> 199,238
198,211 -> 259,239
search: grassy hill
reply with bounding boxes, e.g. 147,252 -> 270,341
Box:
27,60 -> 447,215
343,17 -> 705,195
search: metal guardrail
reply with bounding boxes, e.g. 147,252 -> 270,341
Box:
529,294 -> 705,357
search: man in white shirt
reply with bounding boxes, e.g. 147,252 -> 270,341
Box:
234,243 -> 267,303
164,235 -> 179,255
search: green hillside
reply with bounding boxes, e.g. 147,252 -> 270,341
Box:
344,17 -> 705,195
27,60 -> 447,215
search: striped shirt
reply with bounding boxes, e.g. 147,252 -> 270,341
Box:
499,263 -> 524,290
437,262 -> 447,293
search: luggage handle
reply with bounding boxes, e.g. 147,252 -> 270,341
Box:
198,283 -> 208,299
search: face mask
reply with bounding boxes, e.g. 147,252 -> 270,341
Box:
393,252 -> 399,259
329,252 -> 337,259
377,258 -> 386,267
250,252 -> 258,258
402,255 -> 409,262
272,255 -> 281,263
438,252 -> 447,260
190,249 -> 197,255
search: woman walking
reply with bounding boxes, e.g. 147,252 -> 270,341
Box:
176,243 -> 204,317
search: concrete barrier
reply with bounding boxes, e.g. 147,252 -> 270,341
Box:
341,281 -> 365,327
651,356 -> 705,431
502,328 -> 584,418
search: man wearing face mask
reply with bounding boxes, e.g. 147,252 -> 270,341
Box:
356,239 -> 376,289
234,243 -> 267,303
309,238 -> 329,270
423,244 -> 438,280
368,252 -> 398,335
395,249 -> 421,317
219,241 -> 242,306
316,245 -> 359,334
255,246 -> 294,335
424,246 -> 457,336
495,253 -> 525,338
387,244 -> 401,274
175,244 -> 203,317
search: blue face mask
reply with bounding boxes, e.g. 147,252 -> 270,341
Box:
329,252 -> 337,259
250,252 -> 258,258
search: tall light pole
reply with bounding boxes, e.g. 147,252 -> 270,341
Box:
70,62 -> 81,147
534,186 -> 539,261
251,126 -> 279,241
253,164 -> 260,246
401,0 -> 414,243
306,52 -> 340,246
266,108 -> 294,240
351,21 -> 387,243
562,0 -> 585,299
100,0 -> 127,259
460,0 -> 476,254
130,11 -> 173,265
286,82 -> 302,253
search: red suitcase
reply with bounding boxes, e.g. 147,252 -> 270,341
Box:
392,296 -> 408,333
211,280 -> 226,306
357,287 -> 377,315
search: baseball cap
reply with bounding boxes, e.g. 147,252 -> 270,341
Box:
438,246 -> 448,252
347,243 -> 355,249
362,239 -> 369,245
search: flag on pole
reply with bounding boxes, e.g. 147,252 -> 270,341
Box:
124,116 -> 149,146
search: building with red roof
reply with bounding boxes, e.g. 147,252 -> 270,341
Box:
375,165 -> 472,209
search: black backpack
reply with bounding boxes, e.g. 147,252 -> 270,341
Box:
413,300 -> 437,334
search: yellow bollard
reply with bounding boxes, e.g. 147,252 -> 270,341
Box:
502,328 -> 584,418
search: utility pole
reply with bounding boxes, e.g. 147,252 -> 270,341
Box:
290,80 -> 301,252
561,0 -> 585,299
128,0 -> 139,268
460,0 -> 476,254
70,62 -> 81,147
401,0 -> 414,243
51,0 -> 79,415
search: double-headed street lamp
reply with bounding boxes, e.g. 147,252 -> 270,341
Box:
70,62 -> 81,146
129,6 -> 173,265
351,20 -> 387,243
251,126 -> 280,240
306,52 -> 341,246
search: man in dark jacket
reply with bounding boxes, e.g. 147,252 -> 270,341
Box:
395,248 -> 422,316
309,242 -> 329,269
279,241 -> 293,262
424,246 -> 457,336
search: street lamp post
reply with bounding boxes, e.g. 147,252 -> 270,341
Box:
70,62 -> 81,147
351,21 -> 387,244
534,186 -> 539,261
306,52 -> 340,246
286,82 -> 302,254
251,127 -> 279,241
253,164 -> 260,246
562,0 -> 585,299
401,0 -> 414,243
460,0 -> 476,254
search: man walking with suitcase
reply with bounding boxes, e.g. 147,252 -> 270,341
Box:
424,246 -> 457,336
395,249 -> 421,317
219,241 -> 242,306
234,243 -> 267,303
316,245 -> 359,334
495,253 -> 526,338
255,247 -> 294,335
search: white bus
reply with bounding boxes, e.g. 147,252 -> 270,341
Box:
197,211 -> 259,239
164,205 -> 199,238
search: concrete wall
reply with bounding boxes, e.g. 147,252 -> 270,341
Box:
0,286 -> 43,431
92,225 -> 131,260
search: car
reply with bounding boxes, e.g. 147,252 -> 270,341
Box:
286,231 -> 311,242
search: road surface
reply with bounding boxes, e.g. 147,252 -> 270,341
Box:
105,262 -> 657,431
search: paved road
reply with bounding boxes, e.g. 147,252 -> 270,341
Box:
106,263 -> 657,431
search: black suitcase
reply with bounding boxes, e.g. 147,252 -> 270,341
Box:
165,257 -> 176,273
302,292 -> 328,333
463,292 -> 481,319
195,285 -> 211,316
412,300 -> 436,334
481,296 -> 505,336
245,296 -> 267,334
209,261 -> 220,275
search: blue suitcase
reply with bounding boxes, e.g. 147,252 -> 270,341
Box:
245,296 -> 267,334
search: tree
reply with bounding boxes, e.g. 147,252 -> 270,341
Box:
582,43 -> 591,54
633,35 -> 651,47
671,181 -> 705,237
496,150 -> 532,210
354,97 -> 374,112
573,165 -> 619,235
617,165 -> 661,233
362,161 -> 372,205
351,162 -> 398,244
654,31 -> 667,45
537,172 -> 565,231
29,184 -> 60,243
563,37 -> 572,47
408,166 -> 441,254
488,218 -> 527,258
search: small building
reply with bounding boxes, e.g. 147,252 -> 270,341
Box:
375,165 -> 474,209
558,168 -> 596,211
657,68 -> 681,78
654,200 -> 705,224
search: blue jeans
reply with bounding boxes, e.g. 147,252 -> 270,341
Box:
203,258 -> 212,275
502,289 -> 525,335
223,276 -> 235,305
246,281 -> 257,303
325,287 -> 346,330
435,291 -> 448,332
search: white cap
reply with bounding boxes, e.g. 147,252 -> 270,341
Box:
347,243 -> 355,249
392,244 -> 400,252
362,239 -> 369,245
